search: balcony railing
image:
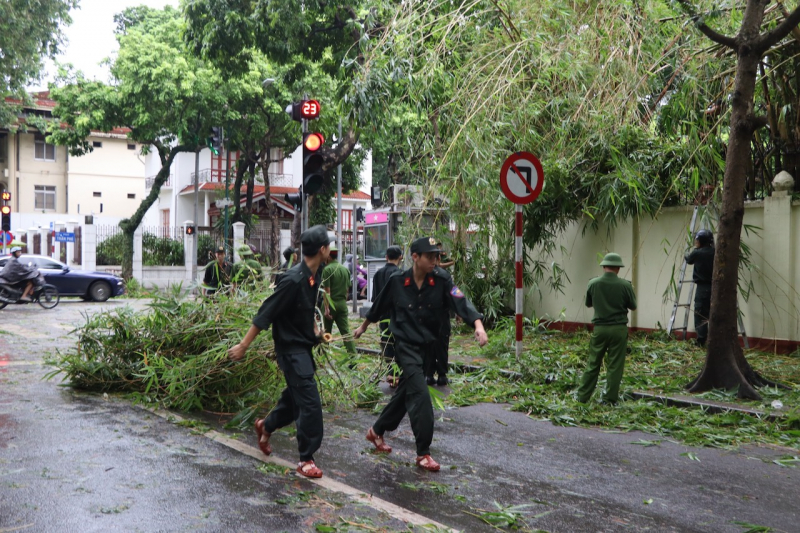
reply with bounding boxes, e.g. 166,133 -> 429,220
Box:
145,174 -> 173,189
189,169 -> 293,188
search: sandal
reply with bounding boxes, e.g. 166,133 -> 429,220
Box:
415,455 -> 441,472
254,418 -> 272,456
297,460 -> 323,478
366,427 -> 392,453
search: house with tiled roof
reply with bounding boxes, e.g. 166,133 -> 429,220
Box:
0,92 -> 146,220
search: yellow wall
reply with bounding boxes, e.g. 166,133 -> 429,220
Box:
529,201 -> 800,342
16,132 -> 68,213
67,136 -> 145,217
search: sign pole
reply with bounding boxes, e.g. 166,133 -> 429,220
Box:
499,150 -> 544,361
515,204 -> 523,360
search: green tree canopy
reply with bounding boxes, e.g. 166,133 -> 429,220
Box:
0,0 -> 77,127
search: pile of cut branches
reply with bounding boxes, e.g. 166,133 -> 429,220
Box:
46,287 -> 383,421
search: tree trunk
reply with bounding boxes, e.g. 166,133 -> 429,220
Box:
686,0 -> 800,399
119,145 -> 191,279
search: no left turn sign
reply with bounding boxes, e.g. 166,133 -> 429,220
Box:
500,151 -> 544,205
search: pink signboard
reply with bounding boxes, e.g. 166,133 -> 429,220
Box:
365,212 -> 389,224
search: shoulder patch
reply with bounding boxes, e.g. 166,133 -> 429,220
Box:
450,286 -> 465,298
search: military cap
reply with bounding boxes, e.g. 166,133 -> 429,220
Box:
386,245 -> 403,260
410,236 -> 440,255
599,252 -> 624,267
329,241 -> 338,252
214,246 -> 226,254
300,225 -> 330,248
237,245 -> 253,256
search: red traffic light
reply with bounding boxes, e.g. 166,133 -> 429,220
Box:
185,225 -> 195,235
300,100 -> 320,119
304,132 -> 324,151
1,192 -> 10,201
0,206 -> 10,215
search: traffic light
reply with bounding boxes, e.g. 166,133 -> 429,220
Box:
355,207 -> 365,223
303,132 -> 325,195
1,191 -> 10,202
209,126 -> 223,155
1,205 -> 10,232
285,100 -> 321,122
285,188 -> 303,212
185,225 -> 196,235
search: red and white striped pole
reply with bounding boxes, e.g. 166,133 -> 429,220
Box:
515,203 -> 523,359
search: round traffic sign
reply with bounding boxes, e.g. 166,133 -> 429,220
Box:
500,152 -> 544,205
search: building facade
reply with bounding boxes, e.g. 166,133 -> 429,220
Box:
0,92 -> 146,223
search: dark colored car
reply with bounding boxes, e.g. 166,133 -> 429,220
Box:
0,254 -> 125,302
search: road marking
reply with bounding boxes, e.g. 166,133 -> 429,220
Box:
148,408 -> 457,532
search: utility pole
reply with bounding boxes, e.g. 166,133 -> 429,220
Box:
352,202 -> 358,313
224,126 -> 231,259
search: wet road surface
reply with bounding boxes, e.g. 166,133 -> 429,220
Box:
1,299 -> 798,532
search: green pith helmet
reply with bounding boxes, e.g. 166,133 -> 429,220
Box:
600,252 -> 624,267
237,245 -> 253,256
329,242 -> 338,252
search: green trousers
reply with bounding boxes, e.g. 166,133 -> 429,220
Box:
324,298 -> 355,353
372,340 -> 434,456
577,324 -> 628,403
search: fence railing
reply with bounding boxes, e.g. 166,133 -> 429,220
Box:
189,169 -> 295,188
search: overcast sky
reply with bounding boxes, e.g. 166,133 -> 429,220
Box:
32,0 -> 179,91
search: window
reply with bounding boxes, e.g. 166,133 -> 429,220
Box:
93,192 -> 102,197
92,141 -> 103,148
281,221 -> 291,230
34,135 -> 56,161
127,193 -> 136,199
127,144 -> 136,150
34,185 -> 56,211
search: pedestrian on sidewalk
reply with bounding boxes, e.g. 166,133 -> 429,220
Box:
576,252 -> 637,404
321,242 -> 355,354
353,236 -> 488,472
685,229 -> 714,347
228,225 -> 331,479
371,245 -> 403,386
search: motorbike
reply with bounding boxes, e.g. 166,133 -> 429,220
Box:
0,270 -> 60,310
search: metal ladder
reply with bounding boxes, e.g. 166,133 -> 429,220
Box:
666,205 -> 750,348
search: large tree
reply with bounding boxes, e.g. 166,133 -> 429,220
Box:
679,1 -> 800,399
49,6 -> 225,278
0,0 -> 77,127
182,0 -> 377,192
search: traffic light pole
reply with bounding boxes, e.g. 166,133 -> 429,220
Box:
336,119 -> 343,260
224,126 -> 232,258
192,147 -> 199,282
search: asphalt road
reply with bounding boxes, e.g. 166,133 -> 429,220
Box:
1,299 -> 798,532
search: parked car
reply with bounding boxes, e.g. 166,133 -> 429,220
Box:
0,254 -> 125,302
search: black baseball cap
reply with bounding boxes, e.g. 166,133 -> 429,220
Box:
214,246 -> 225,254
410,237 -> 440,254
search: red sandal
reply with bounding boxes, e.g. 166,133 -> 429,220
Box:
366,427 -> 392,453
297,460 -> 323,478
415,455 -> 441,472
254,419 -> 272,456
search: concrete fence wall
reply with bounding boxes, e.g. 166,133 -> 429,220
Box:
529,193 -> 800,347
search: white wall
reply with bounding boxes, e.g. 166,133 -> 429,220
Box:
16,132 -> 67,213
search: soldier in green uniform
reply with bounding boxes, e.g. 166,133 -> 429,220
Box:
321,243 -> 355,354
228,225 -> 331,478
354,237 -> 488,472
576,252 -> 637,404
231,245 -> 264,288
685,229 -> 714,347
371,245 -> 404,385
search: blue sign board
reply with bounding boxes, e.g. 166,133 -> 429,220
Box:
55,232 -> 75,243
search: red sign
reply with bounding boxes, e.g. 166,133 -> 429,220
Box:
500,152 -> 544,205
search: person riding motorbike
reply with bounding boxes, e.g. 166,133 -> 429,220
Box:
0,247 -> 41,302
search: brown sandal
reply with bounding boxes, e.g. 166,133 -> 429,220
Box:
415,455 -> 441,472
297,460 -> 323,478
254,419 -> 272,456
366,427 -> 392,453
